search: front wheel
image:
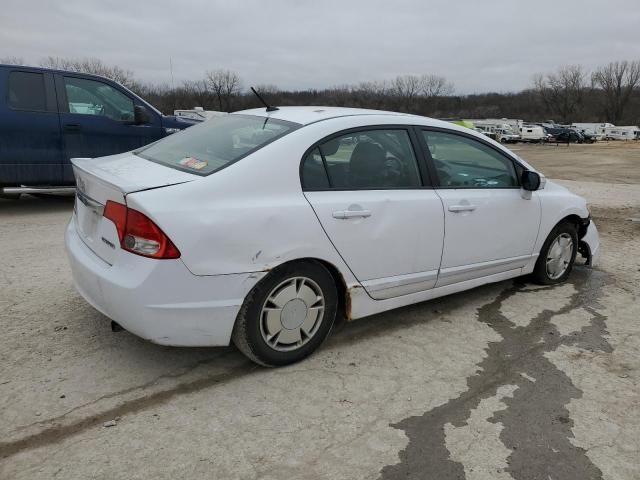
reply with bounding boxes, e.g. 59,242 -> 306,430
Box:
232,261 -> 338,367
532,222 -> 578,284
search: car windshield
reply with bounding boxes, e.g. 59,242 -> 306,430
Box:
135,114 -> 299,175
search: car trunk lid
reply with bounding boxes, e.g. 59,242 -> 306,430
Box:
71,153 -> 198,264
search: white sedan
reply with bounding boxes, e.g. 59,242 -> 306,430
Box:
65,107 -> 600,366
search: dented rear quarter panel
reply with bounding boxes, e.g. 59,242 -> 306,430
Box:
124,119 -> 373,288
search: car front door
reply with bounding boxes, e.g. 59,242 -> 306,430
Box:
55,74 -> 163,183
302,127 -> 445,300
420,128 -> 541,287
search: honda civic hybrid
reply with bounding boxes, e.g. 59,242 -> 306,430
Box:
65,107 -> 599,366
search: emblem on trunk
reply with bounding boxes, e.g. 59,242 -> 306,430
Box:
101,237 -> 116,249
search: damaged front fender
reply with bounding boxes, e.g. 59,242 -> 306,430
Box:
579,221 -> 600,267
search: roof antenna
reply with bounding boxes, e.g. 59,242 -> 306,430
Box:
251,86 -> 279,112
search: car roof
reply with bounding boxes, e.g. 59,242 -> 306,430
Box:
235,106 -> 538,171
234,106 -> 428,126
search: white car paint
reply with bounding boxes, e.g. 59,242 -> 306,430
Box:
435,187 -> 541,287
65,106 -> 599,347
305,189 -> 444,299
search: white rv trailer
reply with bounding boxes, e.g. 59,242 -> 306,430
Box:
571,123 -> 613,140
174,107 -> 227,122
464,118 -> 523,135
604,126 -> 640,140
519,124 -> 547,142
472,124 -> 520,143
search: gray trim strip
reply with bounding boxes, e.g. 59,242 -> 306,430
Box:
362,270 -> 439,292
438,255 -> 533,278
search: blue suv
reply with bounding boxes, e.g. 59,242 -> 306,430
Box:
0,64 -> 196,197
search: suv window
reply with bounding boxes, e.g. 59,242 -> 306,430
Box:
136,114 -> 298,176
64,77 -> 135,121
422,130 -> 518,188
8,71 -> 47,111
302,129 -> 421,190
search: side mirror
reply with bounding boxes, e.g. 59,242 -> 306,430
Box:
134,105 -> 151,125
521,170 -> 541,191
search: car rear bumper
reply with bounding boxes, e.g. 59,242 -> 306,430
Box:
65,219 -> 264,346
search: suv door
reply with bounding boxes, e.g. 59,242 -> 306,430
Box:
55,74 -> 163,183
420,128 -> 541,287
302,127 -> 445,300
0,69 -> 62,186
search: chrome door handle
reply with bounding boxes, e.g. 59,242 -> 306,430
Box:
332,209 -> 372,219
448,204 -> 477,212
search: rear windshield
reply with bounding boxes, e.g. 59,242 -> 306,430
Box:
136,114 -> 299,176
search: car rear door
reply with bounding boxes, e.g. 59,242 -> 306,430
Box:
55,74 -> 163,183
0,68 -> 62,185
301,127 -> 444,300
419,128 -> 541,287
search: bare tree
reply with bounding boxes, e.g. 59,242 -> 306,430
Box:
533,65 -> 586,123
181,79 -> 213,107
592,60 -> 640,124
390,74 -> 455,112
421,74 -> 454,97
392,75 -> 424,110
206,69 -> 242,111
351,81 -> 389,108
0,56 -> 25,65
39,56 -> 135,87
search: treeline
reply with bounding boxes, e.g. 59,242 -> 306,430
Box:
3,56 -> 640,125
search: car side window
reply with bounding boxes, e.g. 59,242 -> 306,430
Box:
301,148 -> 330,189
8,72 -> 47,111
63,77 -> 135,122
422,130 -> 518,188
301,129 -> 421,190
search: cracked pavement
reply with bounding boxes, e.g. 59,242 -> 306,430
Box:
1,145 -> 639,479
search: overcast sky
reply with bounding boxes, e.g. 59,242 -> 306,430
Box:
2,0 -> 639,94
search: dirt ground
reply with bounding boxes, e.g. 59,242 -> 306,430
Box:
1,143 -> 639,480
511,141 -> 640,184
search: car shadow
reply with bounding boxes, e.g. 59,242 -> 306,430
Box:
0,194 -> 74,216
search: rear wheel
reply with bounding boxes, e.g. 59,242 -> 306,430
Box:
532,222 -> 578,284
232,261 -> 338,367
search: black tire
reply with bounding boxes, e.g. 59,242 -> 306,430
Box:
532,221 -> 578,285
232,261 -> 338,367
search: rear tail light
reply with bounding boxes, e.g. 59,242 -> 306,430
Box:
103,201 -> 180,259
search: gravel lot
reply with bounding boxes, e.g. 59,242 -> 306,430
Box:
1,142 -> 639,479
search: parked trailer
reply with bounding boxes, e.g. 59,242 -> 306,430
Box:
465,118 -> 523,135
519,125 -> 547,142
174,107 -> 227,122
473,124 -> 521,143
571,123 -> 613,140
604,126 -> 639,140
